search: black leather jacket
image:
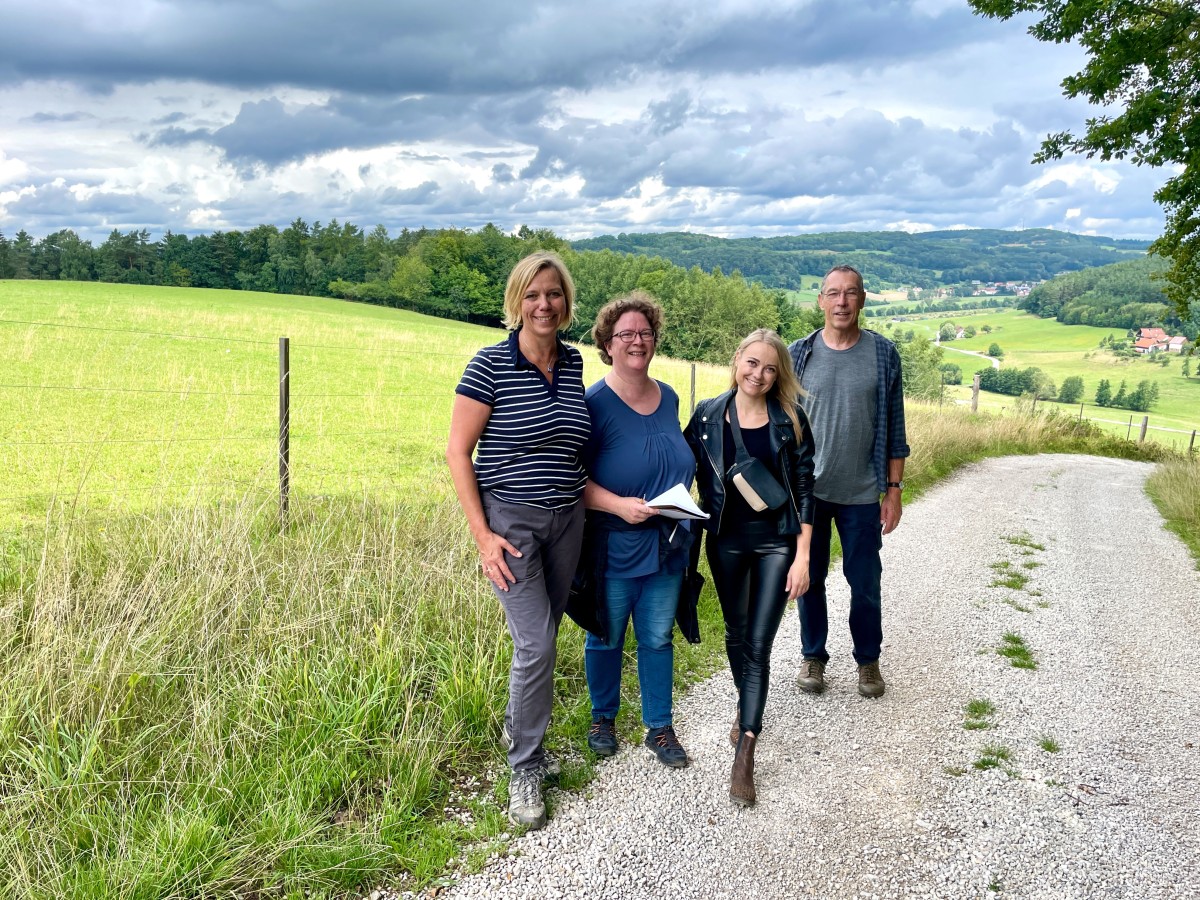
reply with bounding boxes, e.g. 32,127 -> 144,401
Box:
684,390 -> 815,536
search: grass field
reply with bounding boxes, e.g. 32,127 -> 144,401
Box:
899,308 -> 1200,447
0,280 -> 1193,898
0,281 -> 730,527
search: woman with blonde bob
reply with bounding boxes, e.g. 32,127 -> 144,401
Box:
685,328 -> 815,807
447,251 -> 591,831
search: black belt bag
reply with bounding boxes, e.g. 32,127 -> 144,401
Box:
725,397 -> 788,512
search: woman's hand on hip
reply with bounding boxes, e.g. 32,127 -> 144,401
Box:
476,529 -> 521,592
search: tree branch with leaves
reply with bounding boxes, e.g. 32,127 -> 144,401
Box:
969,0 -> 1200,318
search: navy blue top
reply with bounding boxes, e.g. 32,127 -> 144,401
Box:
583,379 -> 697,578
455,329 -> 590,509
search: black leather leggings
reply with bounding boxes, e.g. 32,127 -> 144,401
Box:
706,520 -> 794,736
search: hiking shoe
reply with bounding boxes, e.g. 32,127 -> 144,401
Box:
645,725 -> 689,768
503,723 -> 561,779
796,658 -> 827,694
587,717 -> 618,757
506,769 -> 546,830
857,661 -> 886,698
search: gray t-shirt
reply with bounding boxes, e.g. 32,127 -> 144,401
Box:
799,331 -> 879,505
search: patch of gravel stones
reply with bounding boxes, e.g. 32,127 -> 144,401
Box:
397,454 -> 1200,899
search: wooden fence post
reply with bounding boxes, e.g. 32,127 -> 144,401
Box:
1139,415 -> 1149,443
1190,430 -> 1196,454
689,363 -> 696,417
1078,403 -> 1084,422
971,373 -> 980,413
1126,416 -> 1133,440
279,337 -> 290,527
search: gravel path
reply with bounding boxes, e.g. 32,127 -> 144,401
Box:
435,455 -> 1200,899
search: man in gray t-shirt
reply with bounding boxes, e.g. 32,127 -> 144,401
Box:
787,264 -> 910,699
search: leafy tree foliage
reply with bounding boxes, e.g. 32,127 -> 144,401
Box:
1020,256 -> 1176,330
987,342 -> 1004,358
895,334 -> 945,401
978,366 -> 1055,398
1058,375 -> 1086,404
571,228 -> 1148,289
1095,378 -> 1113,406
969,0 -> 1200,319
940,362 -> 963,385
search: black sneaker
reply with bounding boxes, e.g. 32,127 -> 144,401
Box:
644,725 -> 688,768
587,717 -> 618,757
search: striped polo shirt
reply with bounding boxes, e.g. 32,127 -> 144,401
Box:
455,329 -> 591,509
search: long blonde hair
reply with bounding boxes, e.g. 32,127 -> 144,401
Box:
729,328 -> 806,442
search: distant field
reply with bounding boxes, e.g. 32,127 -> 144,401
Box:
0,281 -> 729,526
903,308 -> 1200,447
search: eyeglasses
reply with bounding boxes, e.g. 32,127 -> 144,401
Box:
822,289 -> 863,300
613,329 -> 657,343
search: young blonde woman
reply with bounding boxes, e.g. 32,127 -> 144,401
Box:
685,329 -> 815,806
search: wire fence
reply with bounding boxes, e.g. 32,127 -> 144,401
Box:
0,316 -> 729,525
4,315 -> 1194,527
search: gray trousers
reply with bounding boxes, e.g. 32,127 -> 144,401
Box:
482,493 -> 585,772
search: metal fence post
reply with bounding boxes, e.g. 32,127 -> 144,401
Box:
1126,415 -> 1133,440
1190,430 -> 1196,454
1078,403 -> 1084,422
279,337 -> 290,527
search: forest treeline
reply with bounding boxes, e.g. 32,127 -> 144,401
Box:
571,228 -> 1150,289
1019,256 -> 1200,337
0,222 -> 817,365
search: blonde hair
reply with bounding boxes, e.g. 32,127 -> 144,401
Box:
729,328 -> 806,441
502,251 -> 576,331
591,291 -> 665,365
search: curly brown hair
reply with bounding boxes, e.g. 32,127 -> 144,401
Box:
590,291 -> 665,365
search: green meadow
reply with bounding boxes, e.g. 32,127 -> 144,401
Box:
904,308 -> 1200,447
1,280 -> 729,526
0,280 -> 1193,898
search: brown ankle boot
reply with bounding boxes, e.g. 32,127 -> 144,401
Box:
730,717 -> 740,748
729,732 -> 757,807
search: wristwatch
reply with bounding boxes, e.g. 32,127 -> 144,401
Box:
886,481 -> 905,490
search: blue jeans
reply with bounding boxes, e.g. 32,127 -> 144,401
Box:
798,498 -> 883,665
585,570 -> 682,729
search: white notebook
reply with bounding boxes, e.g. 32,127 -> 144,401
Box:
646,483 -> 709,520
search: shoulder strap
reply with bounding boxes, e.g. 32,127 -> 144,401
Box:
726,394 -> 752,464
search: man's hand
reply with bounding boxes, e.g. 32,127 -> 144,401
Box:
881,489 -> 903,535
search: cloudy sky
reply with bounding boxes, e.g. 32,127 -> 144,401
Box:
0,0 -> 1170,245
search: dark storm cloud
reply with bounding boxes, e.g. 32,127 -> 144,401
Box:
140,91 -> 553,167
0,1 -> 982,97
0,1 -> 629,95
664,0 -> 983,72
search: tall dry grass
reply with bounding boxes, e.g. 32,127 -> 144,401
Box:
1146,455 -> 1200,567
